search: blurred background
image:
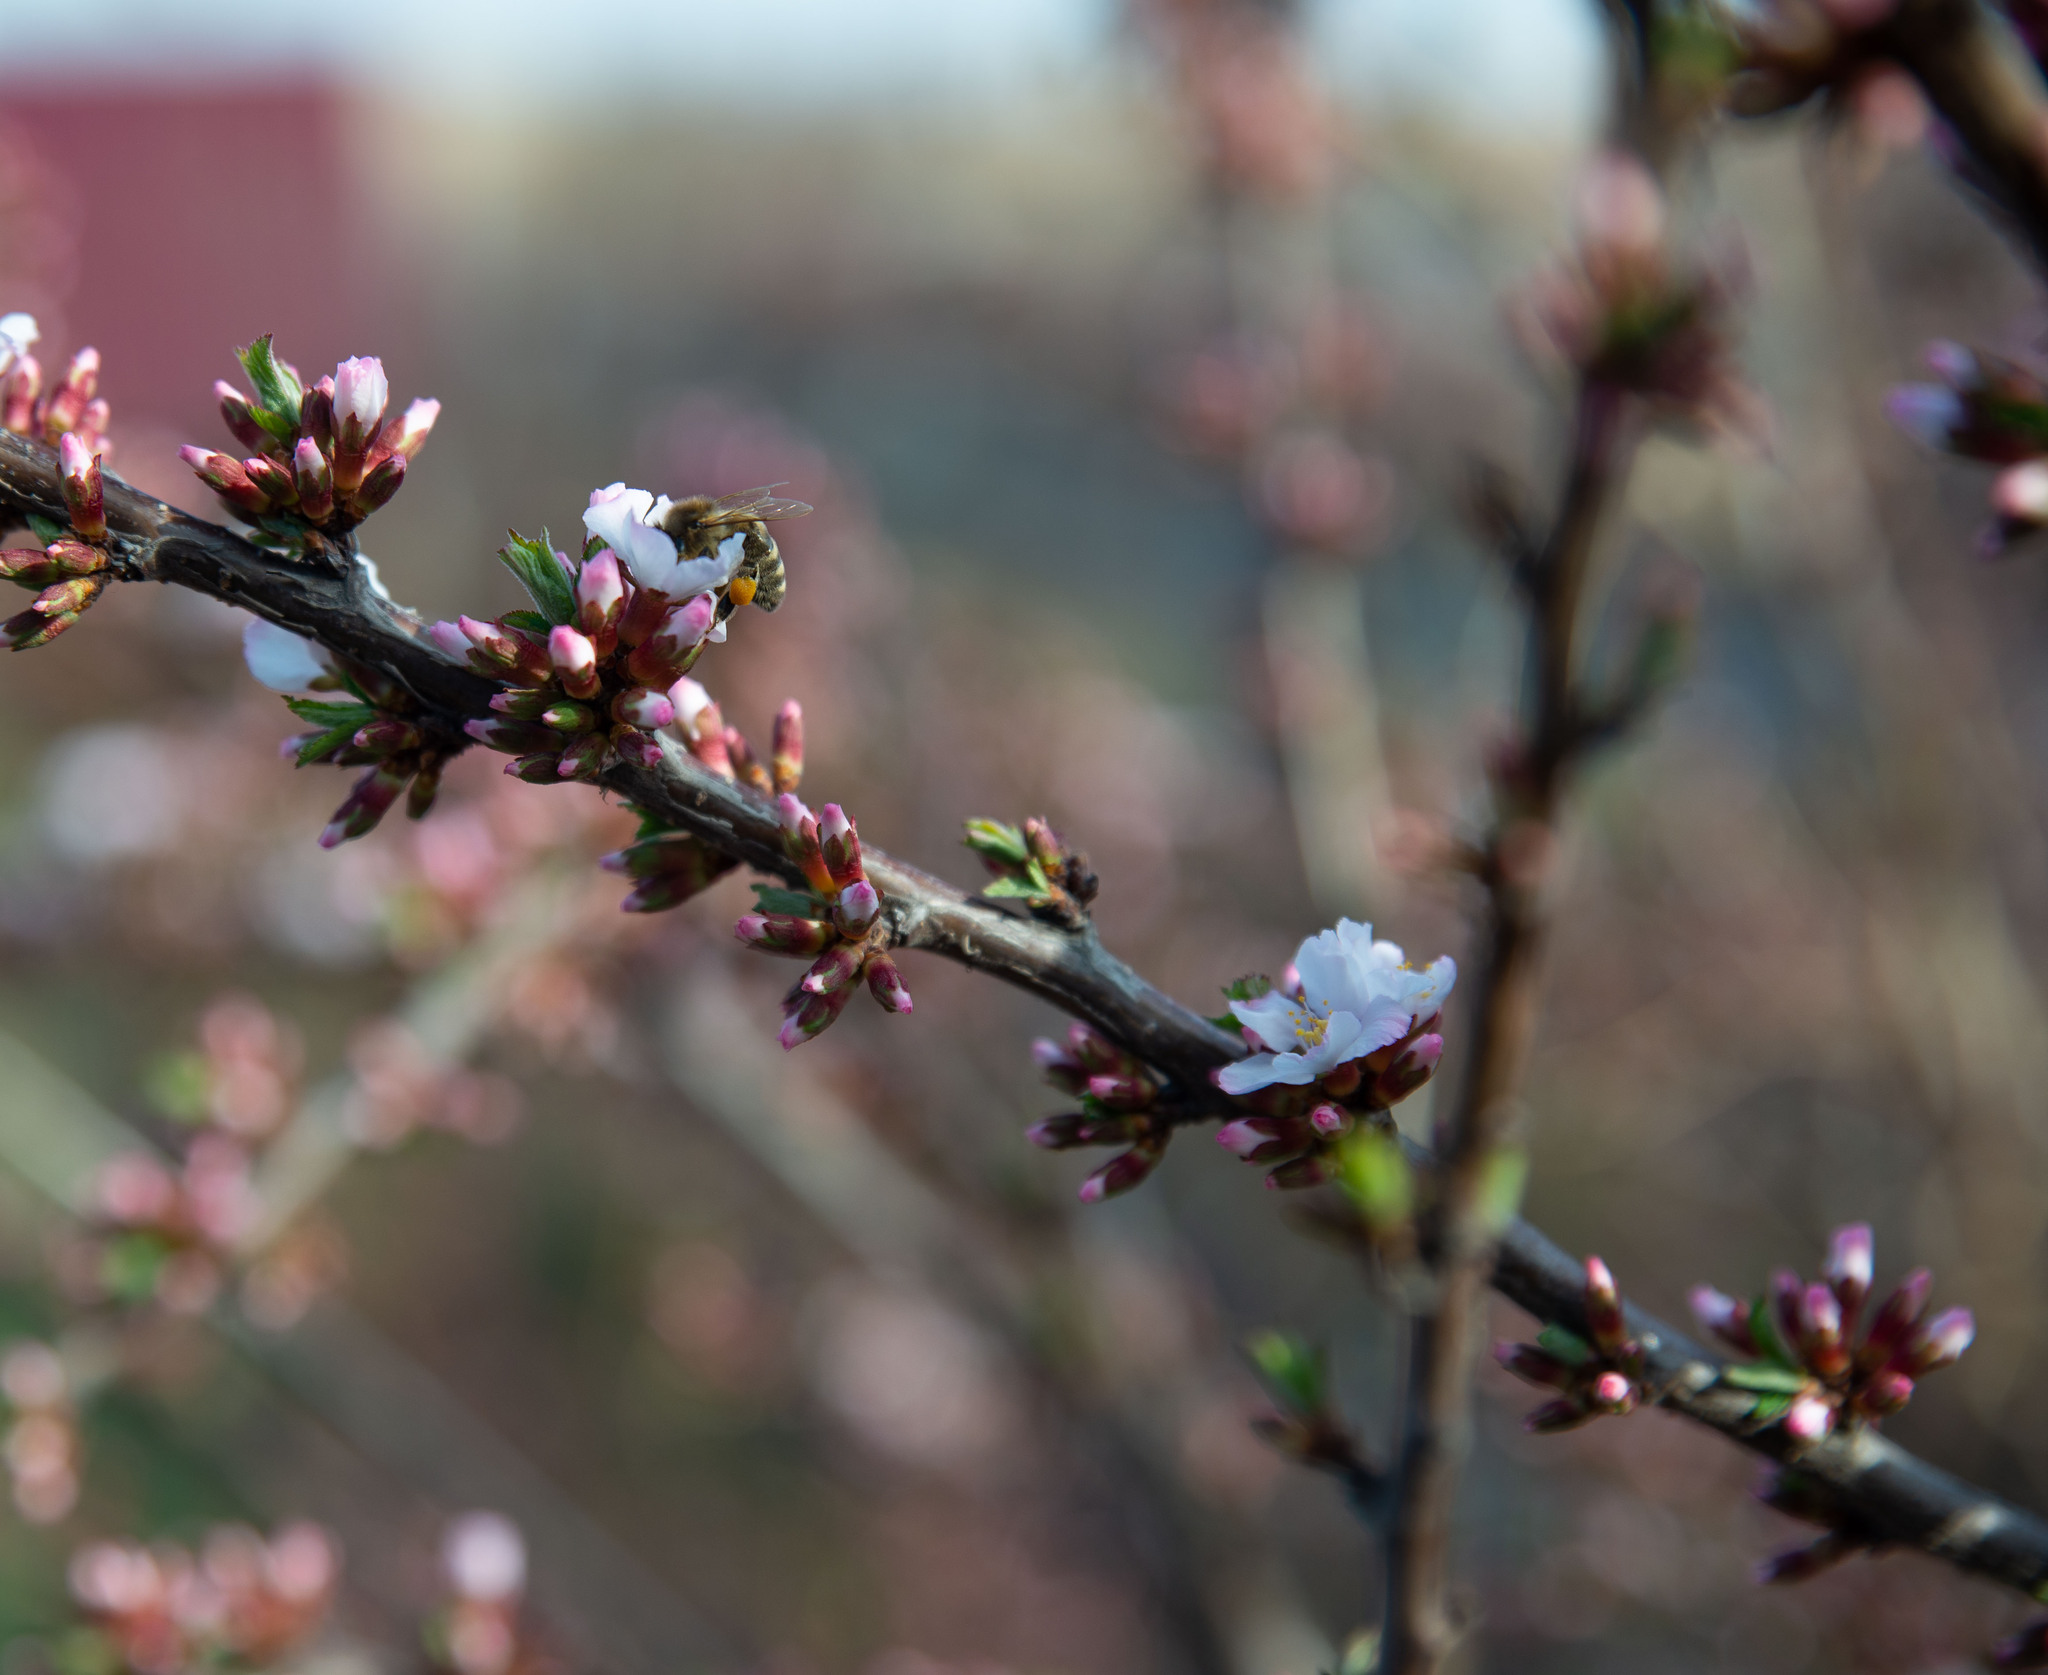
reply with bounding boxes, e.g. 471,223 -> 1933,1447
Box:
0,1 -> 2043,1671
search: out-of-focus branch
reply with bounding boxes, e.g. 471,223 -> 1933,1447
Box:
7,434 -> 2048,1602
1880,0 -> 2048,276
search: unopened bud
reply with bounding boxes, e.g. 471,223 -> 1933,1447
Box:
407,757 -> 442,819
1493,1341 -> 1577,1390
778,981 -> 857,1049
799,943 -> 865,997
1085,1071 -> 1154,1112
1690,1284 -> 1758,1357
39,346 -> 98,438
549,625 -> 600,700
332,355 -> 389,463
350,450 -> 406,516
300,376 -> 336,452
353,717 -> 423,754
215,381 -> 271,451
1859,1268 -> 1933,1372
1027,1112 -> 1131,1150
1216,1116 -> 1308,1163
864,953 -> 913,1014
1823,1223 -> 1874,1322
463,716 -> 557,755
1583,1256 -> 1628,1358
1783,1393 -> 1834,1444
428,619 -> 476,661
539,702 -> 598,733
180,446 -> 271,516
733,913 -> 835,956
725,726 -> 770,793
1856,1370 -> 1914,1419
555,733 -> 607,780
58,433 -> 105,542
373,397 -> 438,464
771,699 -> 803,794
611,686 -> 672,729
1799,1284 -> 1848,1378
1907,1306 -> 1974,1374
244,453 -> 296,509
576,548 -> 626,651
833,879 -> 880,936
625,595 -> 715,683
819,803 -> 863,889
3,355 -> 41,432
1372,1033 -> 1442,1106
293,437 -> 334,523
1587,1370 -> 1636,1414
1077,1143 -> 1163,1203
319,761 -> 411,848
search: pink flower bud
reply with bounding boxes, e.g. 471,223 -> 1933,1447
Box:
611,687 -> 673,729
293,437 -> 334,523
556,733 -> 607,780
733,914 -> 835,957
1264,1154 -> 1332,1191
463,716 -> 555,755
1798,1284 -> 1846,1378
576,547 -> 625,649
1824,1223 -> 1874,1321
332,355 -> 389,458
778,982 -> 857,1049
1582,1256 -> 1628,1358
1907,1307 -> 1975,1373
180,445 -> 270,516
548,625 -> 600,700
1994,461 -> 2048,526
833,879 -> 880,936
1308,1103 -> 1350,1137
1217,1117 -> 1306,1164
58,432 -> 105,542
319,761 -> 411,848
865,953 -> 913,1015
771,699 -> 804,794
215,381 -> 270,451
1855,1370 -> 1914,1419
1028,1113 -> 1128,1151
1494,1341 -> 1576,1390
1588,1371 -> 1636,1414
427,619 -> 475,660
38,346 -> 98,439
1783,1394 -> 1834,1444
1688,1284 -> 1757,1356
1085,1072 -> 1154,1112
819,803 -> 863,889
799,943 -> 866,996
300,376 -> 336,452
1077,1145 -> 1162,1204
611,725 -> 664,768
349,450 -> 406,515
370,397 -> 438,464
3,354 -> 40,432
625,594 -> 716,685
1859,1268 -> 1933,1372
1372,1033 -> 1443,1106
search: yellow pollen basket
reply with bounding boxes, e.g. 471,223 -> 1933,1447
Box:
728,574 -> 758,608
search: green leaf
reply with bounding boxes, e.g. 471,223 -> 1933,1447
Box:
1224,974 -> 1273,1003
1720,1363 -> 1810,1394
752,883 -> 825,917
1746,1393 -> 1794,1424
1337,1129 -> 1412,1231
283,697 -> 374,727
142,1051 -> 210,1123
1246,1330 -> 1324,1417
1535,1324 -> 1593,1367
1206,1012 -> 1241,1032
499,531 -> 575,626
983,875 -> 1051,901
27,513 -> 64,547
500,609 -> 551,633
963,818 -> 1030,866
1476,1146 -> 1530,1235
294,724 -> 359,767
236,333 -> 303,425
1747,1293 -> 1800,1370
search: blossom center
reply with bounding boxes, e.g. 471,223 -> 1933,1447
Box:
1291,1005 -> 1329,1050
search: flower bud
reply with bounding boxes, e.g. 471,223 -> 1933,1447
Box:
779,795 -> 836,895
59,432 -> 105,542
1587,1370 -> 1636,1414
299,377 -> 336,452
506,752 -> 563,783
625,594 -> 716,683
1855,1370 -> 1914,1419
1084,1071 -> 1155,1112
1494,1342 -> 1577,1390
1823,1223 -> 1873,1323
800,943 -> 865,996
349,451 -> 406,516
771,699 -> 803,794
319,761 -> 411,848
1524,1398 -> 1592,1434
1782,1394 -> 1834,1444
43,538 -> 106,578
32,575 -> 102,617
1688,1285 -> 1758,1357
1027,1112 -> 1131,1150
539,702 -> 598,732
407,758 -> 442,819
1077,1143 -> 1163,1203
458,615 -> 549,682
463,716 -> 556,755
332,355 -> 389,465
819,803 -> 863,889
352,718 -> 423,754
293,437 -> 334,523
215,381 -> 271,451
611,724 -> 664,767
427,619 -> 476,661
1308,1103 -> 1351,1138
865,953 -> 913,1014
1372,1034 -> 1443,1106
1584,1257 -> 1629,1358
244,453 -> 296,508
1771,1269 -> 1805,1361
3,355 -> 41,433
1798,1284 -> 1848,1378
733,914 -> 835,956
490,688 -> 552,719
1858,1268 -> 1933,1372
39,346 -> 98,439
1264,1154 -> 1331,1190
1906,1306 -> 1974,1374
1217,1116 -> 1308,1164
576,547 -> 626,652
556,733 -> 608,780
1032,1038 -> 1089,1095
180,446 -> 271,516
371,397 -> 438,464
610,686 -> 673,730
833,879 -> 880,937
778,981 -> 857,1049
548,625 -> 600,700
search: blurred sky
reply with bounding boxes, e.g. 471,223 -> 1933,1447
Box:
6,0 -> 1602,134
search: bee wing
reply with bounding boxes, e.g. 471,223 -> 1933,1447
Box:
701,485 -> 814,524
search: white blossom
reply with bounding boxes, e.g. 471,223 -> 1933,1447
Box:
583,483 -> 748,601
1217,919 -> 1454,1096
242,617 -> 335,693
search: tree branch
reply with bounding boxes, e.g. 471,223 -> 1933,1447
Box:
6,431 -> 2048,1603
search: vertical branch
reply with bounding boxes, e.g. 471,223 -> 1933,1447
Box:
1379,385 -> 1634,1673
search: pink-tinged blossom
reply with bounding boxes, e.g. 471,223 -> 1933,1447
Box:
583,482 -> 750,601
427,619 -> 475,660
1824,1222 -> 1874,1316
333,356 -> 389,446
243,617 -> 335,692
1783,1394 -> 1834,1443
1218,919 -> 1455,1095
548,625 -> 599,699
1911,1307 -> 1975,1372
59,432 -> 105,541
612,687 -> 673,729
0,312 -> 37,379
380,397 -> 439,461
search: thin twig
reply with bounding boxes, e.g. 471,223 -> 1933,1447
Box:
5,434 -> 2048,1602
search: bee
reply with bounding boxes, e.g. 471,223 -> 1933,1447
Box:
657,485 -> 812,621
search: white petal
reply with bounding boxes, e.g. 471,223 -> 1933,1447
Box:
1218,1050 -> 1319,1095
1231,990 -> 1306,1055
1291,928 -> 1354,1013
0,312 -> 39,354
243,618 -> 333,692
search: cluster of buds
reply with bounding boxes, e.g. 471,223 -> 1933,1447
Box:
427,1513 -> 553,1675
62,997 -> 307,1316
1690,1223 -> 1974,1443
1512,152 -> 1761,441
1888,341 -> 2048,555
181,338 -> 436,540
68,1523 -> 338,1675
597,696 -> 805,912
962,816 -> 1098,928
1,1340 -> 79,1523
2,313 -> 116,651
1495,1257 -> 1648,1432
445,480 -> 802,788
733,796 -> 912,1047
0,312 -> 112,453
247,619 -> 450,846
1025,1021 -> 1171,1201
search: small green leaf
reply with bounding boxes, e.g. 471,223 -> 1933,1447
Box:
1720,1363 -> 1810,1394
1748,1294 -> 1800,1370
1206,1012 -> 1241,1032
983,874 -> 1051,901
1476,1146 -> 1530,1235
236,333 -> 303,425
752,883 -> 825,917
500,609 -> 551,633
1535,1324 -> 1593,1367
283,697 -> 374,727
963,818 -> 1030,866
498,531 -> 576,626
1247,1330 -> 1324,1417
1338,1129 -> 1412,1232
1747,1393 -> 1795,1424
294,724 -> 359,767
1225,974 -> 1273,1003
27,513 -> 64,547
142,1051 -> 210,1123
